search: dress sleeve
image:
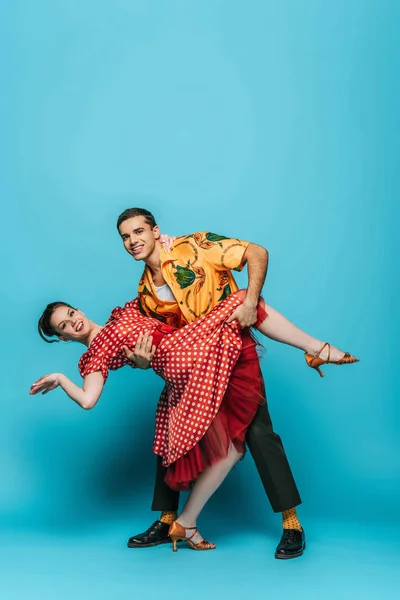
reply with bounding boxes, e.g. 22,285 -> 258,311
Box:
193,232 -> 249,272
123,298 -> 140,311
79,350 -> 110,383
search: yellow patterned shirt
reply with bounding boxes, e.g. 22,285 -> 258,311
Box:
137,232 -> 249,326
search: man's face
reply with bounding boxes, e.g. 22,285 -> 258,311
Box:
119,216 -> 160,261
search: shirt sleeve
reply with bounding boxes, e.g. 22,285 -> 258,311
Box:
193,232 -> 249,272
79,351 -> 110,383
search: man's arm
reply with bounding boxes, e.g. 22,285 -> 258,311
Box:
159,230 -> 268,328
227,242 -> 268,328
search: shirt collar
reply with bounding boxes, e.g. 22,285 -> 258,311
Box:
160,247 -> 179,265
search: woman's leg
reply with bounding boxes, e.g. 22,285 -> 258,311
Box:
258,303 -> 347,362
176,444 -> 242,543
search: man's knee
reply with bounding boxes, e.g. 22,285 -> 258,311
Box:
247,404 -> 273,433
246,405 -> 286,446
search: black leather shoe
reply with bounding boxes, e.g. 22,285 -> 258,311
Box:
127,520 -> 172,548
275,528 -> 306,559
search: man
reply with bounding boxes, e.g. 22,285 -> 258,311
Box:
117,207 -> 305,559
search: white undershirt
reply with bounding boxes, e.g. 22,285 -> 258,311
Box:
154,283 -> 176,302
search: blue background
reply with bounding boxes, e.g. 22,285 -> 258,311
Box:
1,1 -> 399,598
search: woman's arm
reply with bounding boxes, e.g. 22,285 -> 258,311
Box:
29,371 -> 104,410
159,233 -> 176,252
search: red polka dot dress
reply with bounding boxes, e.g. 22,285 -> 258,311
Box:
79,292 -> 267,491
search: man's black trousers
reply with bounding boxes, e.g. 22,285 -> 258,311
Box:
151,393 -> 301,514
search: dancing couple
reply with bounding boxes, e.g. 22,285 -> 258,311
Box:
30,208 -> 358,558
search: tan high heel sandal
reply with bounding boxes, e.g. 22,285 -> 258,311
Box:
168,521 -> 216,552
305,342 -> 359,378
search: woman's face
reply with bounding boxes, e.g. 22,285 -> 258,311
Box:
49,305 -> 91,342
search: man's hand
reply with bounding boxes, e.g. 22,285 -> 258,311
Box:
123,333 -> 156,370
30,373 -> 61,395
227,300 -> 258,328
159,234 -> 176,253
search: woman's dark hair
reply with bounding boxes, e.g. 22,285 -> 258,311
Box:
38,302 -> 75,343
116,208 -> 157,231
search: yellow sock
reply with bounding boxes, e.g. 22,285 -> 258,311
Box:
282,507 -> 302,531
160,511 -> 177,525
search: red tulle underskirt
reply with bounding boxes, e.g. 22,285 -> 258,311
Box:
164,299 -> 268,491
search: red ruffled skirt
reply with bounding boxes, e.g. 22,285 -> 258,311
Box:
164,299 -> 268,491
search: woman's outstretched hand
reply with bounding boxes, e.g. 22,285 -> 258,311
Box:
123,332 -> 156,370
159,233 -> 176,252
30,373 -> 61,395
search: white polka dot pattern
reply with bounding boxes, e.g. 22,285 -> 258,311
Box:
78,298 -> 167,382
151,294 -> 243,465
78,294 -> 245,467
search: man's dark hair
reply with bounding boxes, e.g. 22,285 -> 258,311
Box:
116,208 -> 157,231
38,302 -> 75,343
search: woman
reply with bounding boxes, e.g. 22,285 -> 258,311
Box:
30,291 -> 357,551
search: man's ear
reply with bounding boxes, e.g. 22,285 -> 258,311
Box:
153,225 -> 160,240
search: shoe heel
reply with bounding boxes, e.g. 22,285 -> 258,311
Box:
305,353 -> 325,378
170,535 -> 180,552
